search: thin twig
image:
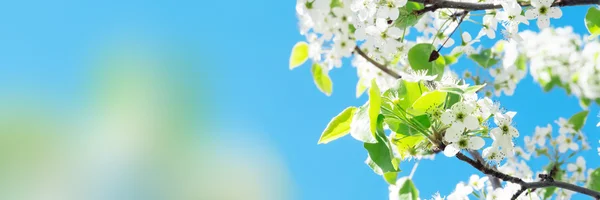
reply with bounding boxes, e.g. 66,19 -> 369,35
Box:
353,46 -> 402,79
454,151 -> 600,199
413,0 -> 600,14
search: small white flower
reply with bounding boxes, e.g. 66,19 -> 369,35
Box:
444,135 -> 486,157
491,113 -> 519,138
468,174 -> 488,190
486,187 -> 509,200
497,1 -> 529,32
525,0 -> 562,29
442,102 -> 480,143
447,182 -> 473,200
556,133 -> 579,153
567,156 -> 586,181
555,117 -> 575,134
451,32 -> 479,55
483,144 -> 506,163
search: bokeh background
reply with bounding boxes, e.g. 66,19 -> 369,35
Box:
0,0 -> 597,200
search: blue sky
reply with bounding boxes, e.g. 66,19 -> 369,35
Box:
0,0 -> 597,199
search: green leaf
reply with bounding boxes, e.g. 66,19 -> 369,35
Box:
384,171 -> 399,185
444,92 -> 462,109
585,7 -> 600,36
311,63 -> 333,96
398,178 -> 419,200
587,168 -> 600,192
438,87 -> 464,95
444,53 -> 462,66
469,48 -> 499,68
289,42 -> 309,69
394,2 -> 424,29
515,54 -> 528,71
412,115 -> 431,129
408,43 -> 445,78
330,0 -> 343,8
365,156 -> 383,175
318,107 -> 357,144
568,110 -> 589,131
364,115 -> 397,173
411,91 -> 447,114
351,104 -> 377,143
393,133 -> 425,159
396,80 -> 429,110
369,79 -> 382,135
356,80 -> 367,98
464,84 -> 486,94
542,187 -> 557,199
580,98 -> 592,109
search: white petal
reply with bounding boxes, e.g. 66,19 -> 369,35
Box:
567,163 -> 577,171
558,145 -> 568,153
444,38 -> 455,47
505,111 -> 517,119
389,8 -> 400,20
570,143 -> 579,151
490,128 -> 502,140
387,27 -> 403,39
469,175 -> 479,185
445,125 -> 463,143
464,115 -> 480,130
462,32 -> 472,43
453,102 -> 474,114
441,111 -> 455,125
376,18 -> 388,31
536,15 -> 550,29
468,137 -> 485,150
487,28 -> 496,39
577,156 -> 586,166
541,0 -> 553,6
548,7 -> 562,18
531,0 -> 542,8
444,143 -> 460,157
525,9 -> 539,19
509,126 -> 519,137
517,15 -> 529,25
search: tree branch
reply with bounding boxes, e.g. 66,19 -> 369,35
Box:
468,150 -> 502,189
454,151 -> 600,199
413,0 -> 600,15
353,46 -> 402,79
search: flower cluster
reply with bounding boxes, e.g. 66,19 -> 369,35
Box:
439,91 -> 519,164
519,27 -> 600,105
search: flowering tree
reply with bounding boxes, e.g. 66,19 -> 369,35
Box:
290,0 -> 600,199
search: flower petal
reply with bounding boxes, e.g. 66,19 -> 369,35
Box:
389,8 -> 400,20
387,27 -> 403,39
567,163 -> 577,171
536,15 -> 550,29
443,143 -> 460,157
441,111 -> 455,125
468,136 -> 485,150
462,32 -> 472,43
509,126 -> 519,137
444,125 -> 463,143
517,15 -> 530,25
464,115 -> 480,130
548,7 -> 562,19
525,9 -> 539,19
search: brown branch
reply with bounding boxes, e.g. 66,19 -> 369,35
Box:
511,187 -> 527,200
353,46 -> 402,79
413,0 -> 600,15
454,151 -> 600,199
468,150 -> 502,189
